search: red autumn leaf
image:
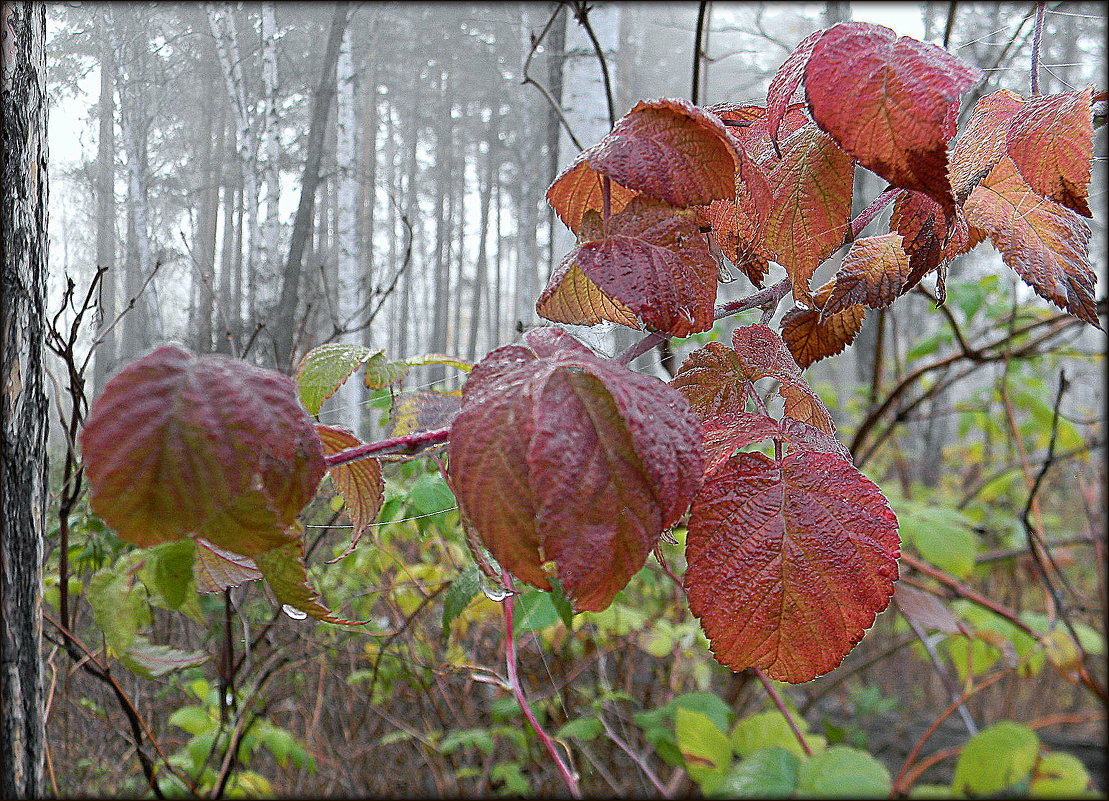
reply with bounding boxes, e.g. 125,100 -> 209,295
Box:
781,282 -> 867,369
710,102 -> 809,156
193,538 -> 262,594
949,89 -> 1025,204
779,417 -> 852,461
766,29 -> 823,145
80,346 -> 325,557
316,425 -> 385,562
1006,86 -> 1095,217
805,22 -> 979,212
449,328 -> 702,612
547,155 -> 637,234
671,341 -> 758,418
731,324 -> 837,434
706,199 -> 770,288
760,123 -> 854,293
964,156 -> 1099,327
587,97 -> 739,208
821,233 -> 911,318
536,245 -> 639,330
539,197 -> 719,337
699,412 -> 850,473
890,190 -> 982,289
685,450 -> 899,683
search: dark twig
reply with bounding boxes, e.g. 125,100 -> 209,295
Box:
522,3 -> 584,152
1031,1 -> 1046,95
691,1 -> 709,105
570,1 -> 616,127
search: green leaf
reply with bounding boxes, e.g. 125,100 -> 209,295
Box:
490,696 -> 547,726
86,569 -> 141,655
709,747 -> 800,799
512,590 -> 560,634
405,352 -> 473,373
557,717 -> 603,742
796,746 -> 891,798
441,565 -> 482,636
675,707 -> 733,789
1030,751 -> 1090,797
363,351 -> 411,390
168,705 -> 214,736
254,542 -> 366,625
439,728 -> 496,756
297,343 -> 377,414
898,501 -> 980,579
731,709 -> 826,759
491,762 -> 530,796
953,721 -> 1040,796
405,472 -> 456,530
144,540 -> 196,612
548,577 -> 575,629
120,637 -> 208,678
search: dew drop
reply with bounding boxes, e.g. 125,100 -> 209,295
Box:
481,585 -> 513,603
282,604 -> 308,620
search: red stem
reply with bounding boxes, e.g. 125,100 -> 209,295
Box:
753,668 -> 813,757
849,187 -> 902,241
323,425 -> 451,467
501,570 -> 583,798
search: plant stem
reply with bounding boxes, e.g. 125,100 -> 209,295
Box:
323,425 -> 451,467
753,668 -> 812,757
1031,1 -> 1046,96
848,187 -> 902,241
500,570 -> 583,798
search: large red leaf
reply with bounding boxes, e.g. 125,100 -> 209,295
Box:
539,197 -> 718,337
890,190 -> 981,288
685,450 -> 899,683
949,90 -> 1025,204
547,155 -> 637,234
671,341 -> 758,418
766,29 -> 823,145
821,233 -> 911,318
805,22 -> 979,212
316,425 -> 385,562
964,157 -> 1099,327
81,346 -> 325,556
760,123 -> 854,293
587,98 -> 739,208
1006,87 -> 1095,217
449,328 -> 702,612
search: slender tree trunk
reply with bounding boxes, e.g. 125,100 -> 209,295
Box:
1,4 -> 48,796
93,19 -> 117,393
216,152 -> 237,354
467,132 -> 497,361
193,75 -> 223,353
274,2 -> 349,371
544,2 -> 567,277
260,2 -> 282,280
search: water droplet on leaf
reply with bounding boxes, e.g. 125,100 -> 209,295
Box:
282,604 -> 308,620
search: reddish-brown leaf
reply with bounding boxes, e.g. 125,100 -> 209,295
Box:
766,29 -> 823,144
890,190 -> 981,289
541,196 -> 719,337
1006,86 -> 1095,217
316,425 -> 385,562
964,156 -> 1099,327
760,123 -> 854,293
547,155 -> 637,234
386,391 -> 462,438
587,98 -> 739,208
805,22 -> 979,211
449,328 -> 702,612
781,283 -> 867,369
80,346 -> 325,556
536,246 -> 640,330
821,233 -> 911,318
685,450 -> 899,683
193,538 -> 262,594
706,199 -> 771,288
671,341 -> 757,418
699,413 -> 850,474
949,90 -> 1025,204
731,324 -> 837,434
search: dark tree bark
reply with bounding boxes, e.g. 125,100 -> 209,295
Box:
92,17 -> 117,394
1,3 -> 48,796
273,1 -> 349,371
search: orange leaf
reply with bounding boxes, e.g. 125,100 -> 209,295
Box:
671,341 -> 756,418
547,155 -> 637,234
706,199 -> 770,288
890,190 -> 982,289
1006,86 -> 1095,217
781,282 -> 867,369
949,89 -> 1025,204
587,98 -> 739,208
535,251 -> 639,329
760,123 -> 854,292
315,425 -> 384,562
964,156 -> 1099,328
805,22 -> 978,212
821,233 -> 911,318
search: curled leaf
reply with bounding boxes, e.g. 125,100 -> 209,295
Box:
316,425 -> 384,561
821,233 -> 911,318
547,154 -> 637,234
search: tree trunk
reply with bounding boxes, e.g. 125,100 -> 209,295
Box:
193,73 -> 223,354
1,4 -> 48,796
274,2 -> 349,371
260,2 -> 282,281
93,17 -> 117,393
467,130 -> 497,361
544,1 -> 567,277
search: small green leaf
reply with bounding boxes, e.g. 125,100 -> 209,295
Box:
168,705 -> 214,736
557,717 -> 603,742
441,565 -> 482,636
405,352 -> 473,373
953,721 -> 1040,796
512,590 -> 560,634
548,577 -> 575,628
796,746 -> 891,798
1030,751 -> 1090,797
405,472 -> 457,531
731,710 -> 826,759
675,707 -> 733,789
898,501 -> 980,579
709,747 -> 800,799
491,762 -> 530,796
363,351 -> 411,390
297,343 -> 377,414
439,728 -> 496,756
86,569 -> 141,655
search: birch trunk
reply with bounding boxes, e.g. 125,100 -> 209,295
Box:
335,22 -> 361,429
260,2 -> 282,277
93,18 -> 117,393
1,4 -> 48,795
